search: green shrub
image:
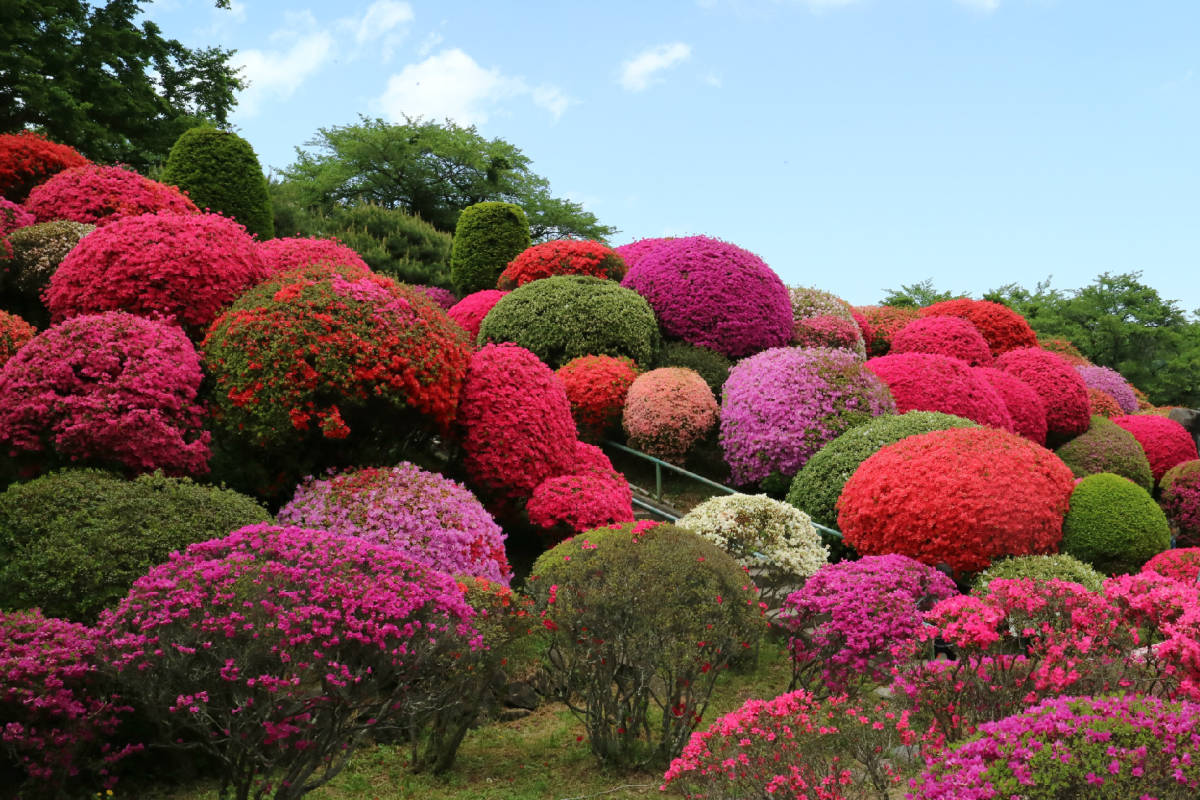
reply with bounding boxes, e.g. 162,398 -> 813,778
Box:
314,203 -> 453,287
161,127 -> 273,239
477,275 -> 661,369
528,522 -> 765,768
971,553 -> 1105,594
1056,414 -> 1154,492
652,340 -> 732,398
0,220 -> 94,326
0,469 -> 270,623
1061,473 -> 1171,575
450,201 -> 530,293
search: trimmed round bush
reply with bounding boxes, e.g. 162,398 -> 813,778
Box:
160,126 -> 274,239
412,284 -> 457,309
1076,364 -> 1138,414
24,165 -> 197,226
477,275 -> 660,369
722,347 -> 896,487
652,340 -> 732,398
621,235 -> 792,358
1111,414 -> 1199,484
786,411 -> 979,529
839,427 -> 1075,573
450,201 -> 530,293
0,310 -> 35,368
1162,460 -> 1200,547
1143,548 -> 1200,584
972,553 -> 1105,595
556,354 -> 638,441
996,346 -> 1092,441
613,237 -> 673,270
257,236 -> 371,277
1088,386 -> 1122,418
787,286 -> 865,357
891,315 -> 993,366
46,211 -> 266,337
865,351 -> 1012,430
974,365 -> 1048,444
1062,473 -> 1171,575
854,304 -> 920,356
1039,336 -> 1091,366
0,312 -> 210,477
0,469 -> 268,623
526,468 -> 634,541
278,463 -> 510,584
498,239 -> 626,290
920,297 -> 1038,356
1056,414 -> 1154,491
0,197 -> 34,235
1,220 -> 94,324
446,289 -> 507,341
623,367 -> 718,464
0,131 -> 90,202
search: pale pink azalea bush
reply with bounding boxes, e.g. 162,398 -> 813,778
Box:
622,367 -> 718,464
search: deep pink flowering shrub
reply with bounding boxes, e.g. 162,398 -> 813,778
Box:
446,289 -> 508,341
995,346 -> 1092,441
839,428 -> 1074,573
1076,364 -> 1138,414
556,354 -> 638,441
721,347 -> 896,487
788,286 -> 866,357
1103,571 -> 1200,701
256,236 -> 371,276
848,307 -> 873,349
855,305 -> 920,356
973,365 -> 1047,444
0,312 -> 210,477
919,298 -> 1038,357
612,236 -> 673,270
908,695 -> 1200,800
1143,548 -> 1200,584
526,470 -> 634,542
620,235 -> 792,358
891,315 -> 993,366
778,555 -> 957,698
277,463 -> 511,584
0,197 -> 34,235
99,524 -> 482,799
1,609 -> 136,796
865,352 -> 1012,431
46,212 -> 266,337
0,309 -> 36,368
622,367 -> 718,464
1162,461 -> 1200,547
1111,414 -> 1199,484
24,165 -> 198,226
412,284 -> 457,309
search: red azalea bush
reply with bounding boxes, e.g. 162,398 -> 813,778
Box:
620,235 -> 792,358
973,366 -> 1047,444
865,352 -> 1012,431
1088,386 -> 1123,418
1144,548 -> 1200,584
257,236 -> 371,277
0,312 -> 210,477
1161,461 -> 1200,547
0,198 -> 34,235
622,367 -> 719,464
890,315 -> 993,366
24,165 -> 197,226
526,471 -> 634,540
848,307 -> 873,349
556,354 -> 638,441
457,343 -> 578,501
412,284 -> 457,309
919,298 -> 1038,357
839,427 -> 1075,573
1111,414 -> 1199,484
498,239 -> 627,290
0,310 -> 36,368
854,305 -> 920,356
0,132 -> 90,202
995,347 -> 1091,440
446,289 -> 508,340
46,212 -> 266,337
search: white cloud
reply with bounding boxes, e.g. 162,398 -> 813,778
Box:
953,0 -> 1000,10
352,0 -> 414,42
620,42 -> 692,92
532,85 -> 571,119
233,12 -> 335,115
416,31 -> 444,57
226,0 -> 247,23
703,71 -> 723,88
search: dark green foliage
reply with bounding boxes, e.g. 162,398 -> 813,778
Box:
0,469 -> 270,623
653,340 -> 733,397
320,204 -> 451,287
1056,415 -> 1154,492
161,127 -> 273,239
971,554 -> 1105,595
1061,473 -> 1171,575
478,275 -> 661,369
451,201 -> 530,293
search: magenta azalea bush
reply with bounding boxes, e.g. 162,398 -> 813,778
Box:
446,289 -> 508,341
996,347 -> 1091,441
277,463 -> 511,584
622,367 -> 718,464
412,284 -> 457,309
0,197 -> 34,235
24,165 -> 198,226
0,312 -> 210,477
973,365 -> 1048,444
720,347 -> 895,487
865,352 -> 1013,432
1162,460 -> 1200,547
1075,364 -> 1139,414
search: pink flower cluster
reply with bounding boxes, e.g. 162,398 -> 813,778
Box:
1111,414 -> 1199,484
996,347 -> 1091,440
256,236 -> 371,276
446,289 -> 508,340
622,367 -> 718,464
891,315 -> 993,366
787,287 -> 865,357
1161,461 -> 1200,546
612,237 -> 673,270
0,197 -> 34,235
866,352 -> 1012,431
1076,364 -> 1139,414
24,165 -> 198,226
974,365 -> 1048,444
1144,547 -> 1200,584
526,467 -> 634,541
411,284 -> 458,309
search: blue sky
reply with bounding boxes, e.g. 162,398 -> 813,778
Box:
153,0 -> 1200,316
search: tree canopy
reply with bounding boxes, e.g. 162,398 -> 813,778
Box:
274,116 -> 616,242
1,1 -> 243,172
879,278 -> 966,308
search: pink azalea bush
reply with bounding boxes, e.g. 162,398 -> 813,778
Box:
996,347 -> 1091,441
1076,364 -> 1139,414
865,352 -> 1013,431
0,197 -> 34,235
919,298 -> 1038,357
256,236 -> 370,277
24,165 -> 197,226
973,365 -> 1048,444
622,367 -> 718,464
0,312 -> 210,477
1144,547 -> 1200,584
1111,414 -> 1199,484
788,286 -> 866,357
1161,461 -> 1200,547
0,309 -> 36,368
890,315 -> 993,366
446,289 -> 508,341
612,236 -> 673,270
412,284 -> 457,309
526,468 -> 634,542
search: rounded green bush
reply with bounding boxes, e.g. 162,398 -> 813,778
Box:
450,201 -> 530,293
971,553 -> 1105,595
1055,414 -> 1154,492
161,127 -> 274,240
0,469 -> 271,623
307,203 -> 454,287
786,411 -> 980,529
1061,472 -> 1171,575
652,340 -> 733,398
477,275 -> 661,369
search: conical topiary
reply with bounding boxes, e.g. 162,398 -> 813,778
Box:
161,127 -> 274,239
450,201 -> 530,293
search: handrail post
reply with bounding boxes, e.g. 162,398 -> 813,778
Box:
655,462 -> 662,501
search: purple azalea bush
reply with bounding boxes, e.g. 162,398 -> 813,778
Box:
1075,364 -> 1139,414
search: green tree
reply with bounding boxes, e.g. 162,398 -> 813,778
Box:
0,1 -> 244,172
275,115 -> 616,242
879,278 -> 965,308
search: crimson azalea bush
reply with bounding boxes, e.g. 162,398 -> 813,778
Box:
556,354 -> 638,441
721,347 -> 896,488
1061,472 -> 1171,575
0,132 -> 90,202
621,235 -> 792,358
919,298 -> 1038,357
99,524 -> 482,800
412,284 -> 457,309
623,367 -> 718,464
1161,461 -> 1200,547
865,352 -> 1012,431
1076,364 -> 1138,414
1055,414 -> 1154,491
996,346 -> 1091,441
497,238 -> 627,290
854,305 -> 920,356
0,197 -> 34,235
1111,414 -> 1199,484
446,289 -> 507,340
891,315 -> 992,366
277,463 -> 511,584
0,312 -> 210,478
973,365 -> 1047,444
839,427 -> 1075,573
848,307 -> 872,348
613,237 -> 674,270
787,286 -> 866,357
1144,548 -> 1200,584
24,165 -> 197,226
46,212 -> 266,337
0,310 -> 35,368
257,236 -> 371,277
526,467 -> 634,541
1088,386 -> 1123,418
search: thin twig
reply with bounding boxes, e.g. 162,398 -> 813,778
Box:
559,783 -> 655,800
